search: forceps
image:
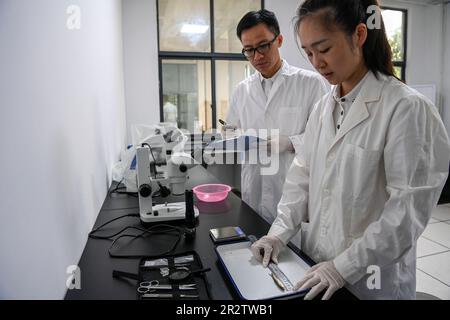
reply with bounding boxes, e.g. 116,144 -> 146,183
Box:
137,280 -> 196,293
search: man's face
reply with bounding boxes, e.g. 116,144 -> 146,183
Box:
241,23 -> 283,77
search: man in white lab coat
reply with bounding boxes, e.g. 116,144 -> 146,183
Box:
226,9 -> 327,224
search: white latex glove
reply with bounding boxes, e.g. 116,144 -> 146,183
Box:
250,235 -> 285,267
262,135 -> 294,154
294,261 -> 345,300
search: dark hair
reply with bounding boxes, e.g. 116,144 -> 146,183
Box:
237,9 -> 280,40
294,0 -> 395,79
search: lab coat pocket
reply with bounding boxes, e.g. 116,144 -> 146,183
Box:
340,144 -> 382,198
339,144 -> 383,237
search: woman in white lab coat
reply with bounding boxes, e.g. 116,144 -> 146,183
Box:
251,0 -> 450,300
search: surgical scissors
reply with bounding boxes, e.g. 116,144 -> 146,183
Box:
137,280 -> 196,293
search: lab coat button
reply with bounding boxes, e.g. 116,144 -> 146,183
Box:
326,154 -> 335,167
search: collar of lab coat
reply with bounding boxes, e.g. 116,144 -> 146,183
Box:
324,71 -> 386,152
258,59 -> 286,83
254,60 -> 290,109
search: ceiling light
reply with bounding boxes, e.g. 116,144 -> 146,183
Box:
180,24 -> 209,34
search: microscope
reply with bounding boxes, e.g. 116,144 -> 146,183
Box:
135,132 -> 200,225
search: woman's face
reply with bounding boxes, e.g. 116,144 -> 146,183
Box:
298,14 -> 366,86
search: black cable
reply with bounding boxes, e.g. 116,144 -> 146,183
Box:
109,178 -> 125,197
109,179 -> 139,197
141,142 -> 166,181
113,191 -> 138,197
108,180 -> 165,199
141,142 -> 159,165
108,224 -> 186,258
88,213 -> 189,259
89,213 -> 140,239
110,189 -> 165,198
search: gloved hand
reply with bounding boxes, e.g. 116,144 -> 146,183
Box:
250,235 -> 285,267
294,261 -> 345,300
264,135 -> 294,154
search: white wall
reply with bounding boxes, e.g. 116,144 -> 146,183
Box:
381,0 -> 444,108
442,4 -> 450,135
0,0 -> 126,299
266,0 -> 315,71
122,0 -> 160,144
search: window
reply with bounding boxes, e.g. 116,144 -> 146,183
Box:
381,7 -> 407,80
157,0 -> 262,132
161,60 -> 212,131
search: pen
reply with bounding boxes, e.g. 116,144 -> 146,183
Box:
218,119 -> 227,126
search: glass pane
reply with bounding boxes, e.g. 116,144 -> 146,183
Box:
214,0 -> 261,53
381,9 -> 404,61
215,60 -> 255,128
162,60 -> 212,132
158,0 -> 210,52
394,66 -> 402,79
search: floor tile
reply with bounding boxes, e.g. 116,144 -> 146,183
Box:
421,222 -> 450,248
417,237 -> 449,258
417,251 -> 450,286
429,218 -> 440,224
416,269 -> 450,300
432,204 -> 450,221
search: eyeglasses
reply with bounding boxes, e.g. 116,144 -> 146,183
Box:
241,34 -> 279,59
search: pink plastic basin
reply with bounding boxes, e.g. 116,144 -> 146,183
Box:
192,184 -> 232,202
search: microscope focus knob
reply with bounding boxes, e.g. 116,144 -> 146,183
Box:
139,184 -> 152,198
179,164 -> 187,173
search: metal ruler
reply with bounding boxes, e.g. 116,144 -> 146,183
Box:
247,235 -> 295,292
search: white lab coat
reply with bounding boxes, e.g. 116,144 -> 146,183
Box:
268,71 -> 450,299
227,60 -> 327,224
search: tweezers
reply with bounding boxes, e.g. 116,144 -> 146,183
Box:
271,272 -> 287,291
142,293 -> 199,298
144,284 -> 196,290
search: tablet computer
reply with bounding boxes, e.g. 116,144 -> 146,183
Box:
209,226 -> 246,243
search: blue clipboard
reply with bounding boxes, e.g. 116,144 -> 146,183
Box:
206,135 -> 264,152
